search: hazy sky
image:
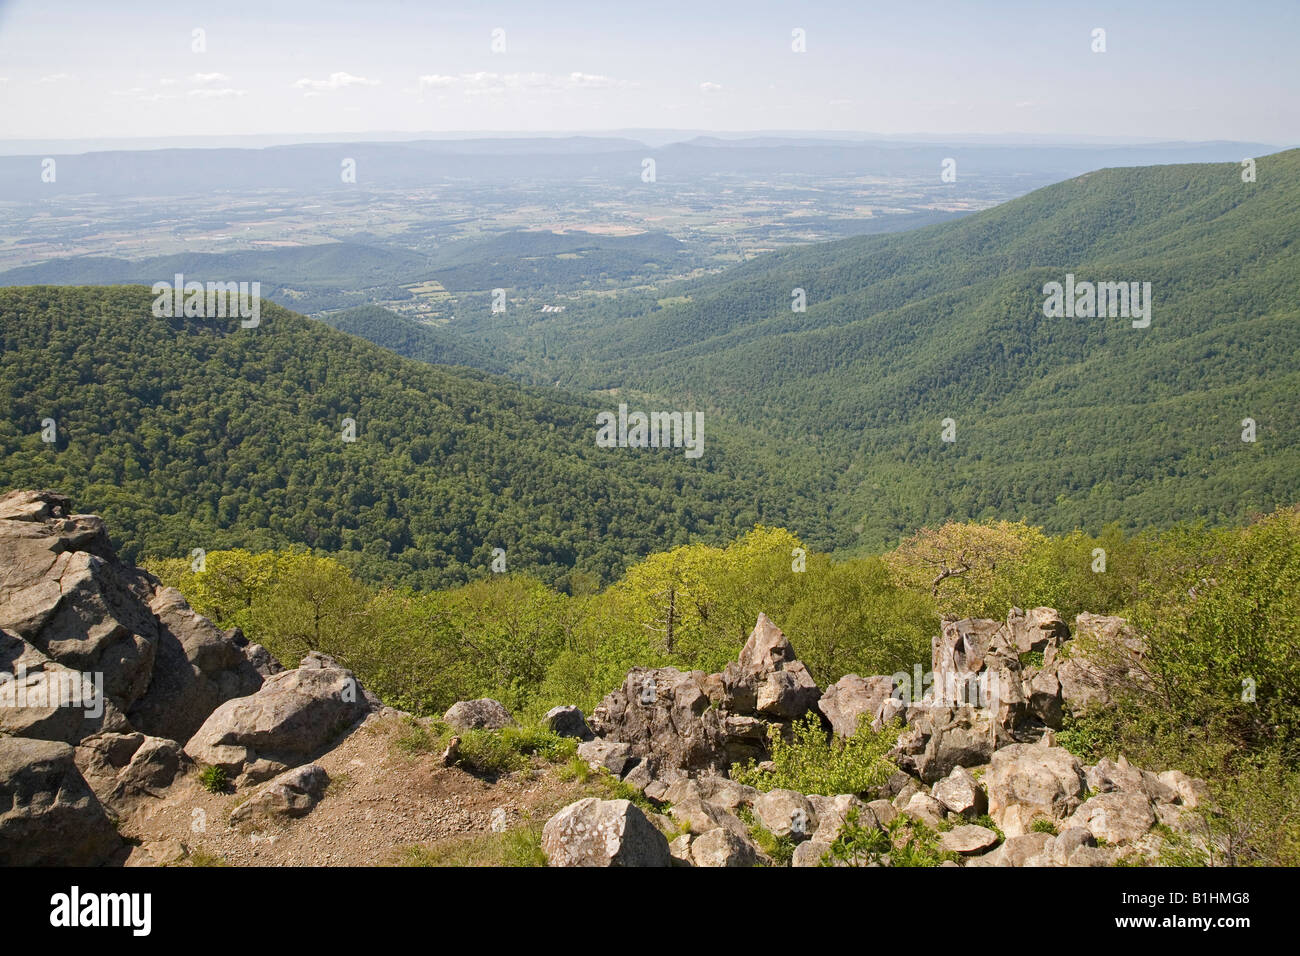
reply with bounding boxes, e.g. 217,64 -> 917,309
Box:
1,0 -> 1297,145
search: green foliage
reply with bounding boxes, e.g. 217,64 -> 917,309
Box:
397,824 -> 548,867
735,806 -> 797,867
198,765 -> 227,794
824,811 -> 958,867
732,715 -> 899,796
1030,818 -> 1059,835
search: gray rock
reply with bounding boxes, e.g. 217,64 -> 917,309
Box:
542,798 -> 671,867
818,673 -> 903,737
230,763 -> 330,824
940,824 -> 1000,854
443,698 -> 515,731
1069,790 -> 1156,845
0,736 -> 122,866
577,738 -> 633,775
74,731 -> 185,809
690,827 -> 759,867
985,743 -> 1086,837
184,653 -> 373,785
544,705 -> 593,740
932,766 -> 988,818
754,788 -> 818,839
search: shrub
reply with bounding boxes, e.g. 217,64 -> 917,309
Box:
198,765 -> 227,793
731,714 -> 899,796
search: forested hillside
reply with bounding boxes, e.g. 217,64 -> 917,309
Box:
502,149 -> 1300,548
0,285 -> 827,588
316,306 -> 506,373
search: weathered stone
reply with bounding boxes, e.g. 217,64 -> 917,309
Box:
932,766 -> 988,818
1054,613 -> 1151,712
1158,769 -> 1209,808
668,832 -> 693,865
230,763 -> 329,824
966,831 -> 1053,867
754,788 -> 818,839
542,798 -> 671,867
1069,790 -> 1155,845
690,826 -> 759,867
902,791 -> 947,828
577,738 -> 633,775
1007,607 -> 1070,654
443,698 -> 515,731
985,743 -> 1086,837
818,674 -> 903,737
591,667 -> 731,775
940,824 -> 1000,855
184,653 -> 373,785
1086,755 -> 1146,796
74,731 -> 185,809
893,705 -> 997,783
544,705 -> 594,740
0,736 -> 122,866
710,614 -> 820,720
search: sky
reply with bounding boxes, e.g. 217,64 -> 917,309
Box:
0,0 -> 1297,146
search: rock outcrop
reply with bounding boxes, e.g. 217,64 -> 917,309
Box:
541,798 -> 671,867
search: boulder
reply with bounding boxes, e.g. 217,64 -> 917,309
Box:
939,824 -> 1000,855
442,698 -> 515,731
0,635 -> 131,743
1086,755 -> 1146,796
577,738 -> 633,775
1007,607 -> 1070,655
966,831 -> 1052,868
127,587 -> 263,744
1157,769 -> 1209,808
590,667 -> 732,775
542,798 -> 671,867
230,763 -> 330,824
74,731 -> 185,809
690,827 -> 759,867
932,766 -> 988,818
710,614 -> 820,719
184,653 -> 373,785
902,791 -> 947,828
1054,613 -> 1151,712
754,788 -> 818,839
544,705 -> 594,740
931,616 -> 1027,733
985,743 -> 1086,837
893,705 -> 996,783
0,736 -> 122,866
818,674 -> 904,737
1069,790 -> 1156,845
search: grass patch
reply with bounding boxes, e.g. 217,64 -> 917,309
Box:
396,824 -> 547,867
198,765 -> 227,794
732,714 -> 899,796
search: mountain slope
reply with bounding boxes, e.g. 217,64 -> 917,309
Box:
0,286 -> 827,588
520,150 -> 1300,547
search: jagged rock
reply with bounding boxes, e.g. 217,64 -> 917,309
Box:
0,736 -> 122,866
866,799 -> 898,828
1157,769 -> 1209,808
128,587 -> 263,744
591,666 -> 732,775
754,788 -> 818,839
242,641 -> 284,677
810,793 -> 874,843
711,614 -> 821,719
577,738 -> 633,775
1086,755 -> 1146,795
1047,826 -> 1097,865
818,674 -> 904,737
940,824 -> 1000,855
669,796 -> 749,840
443,698 -> 515,731
1069,790 -> 1155,844
932,765 -> 988,818
621,758 -> 653,792
542,797 -> 671,867
1007,607 -> 1070,654
74,731 -> 185,809
544,705 -> 594,740
230,763 -> 330,824
902,791 -> 947,828
893,705 -> 997,783
966,831 -> 1052,867
690,826 -> 759,867
931,616 -> 1026,733
985,743 -> 1087,837
1140,770 -> 1180,805
0,491 -> 159,712
699,776 -> 760,813
184,653 -> 373,785
668,832 -> 694,865
0,633 -> 131,743
1053,613 -> 1151,712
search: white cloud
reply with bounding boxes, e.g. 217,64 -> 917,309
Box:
36,73 -> 72,84
293,71 -> 380,92
188,88 -> 248,99
416,71 -> 623,96
700,81 -> 724,94
190,72 -> 230,85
